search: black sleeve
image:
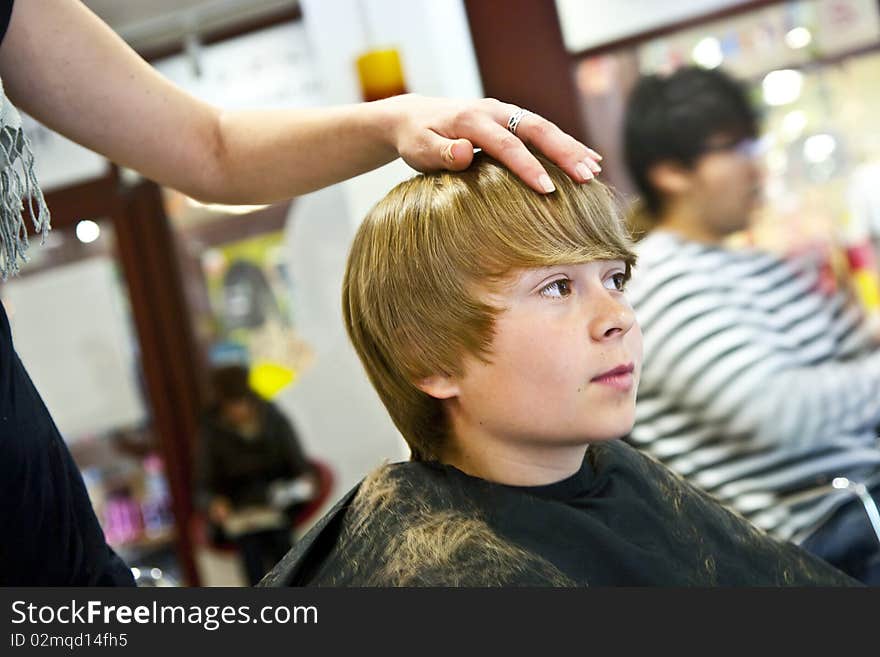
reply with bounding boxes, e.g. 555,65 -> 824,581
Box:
0,1 -> 13,48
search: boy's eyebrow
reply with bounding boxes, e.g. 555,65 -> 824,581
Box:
516,266 -> 569,290
515,259 -> 629,290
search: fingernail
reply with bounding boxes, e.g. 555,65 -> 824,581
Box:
539,174 -> 556,193
587,159 -> 602,174
444,143 -> 456,163
576,162 -> 594,181
588,148 -> 603,161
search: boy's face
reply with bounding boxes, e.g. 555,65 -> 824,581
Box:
440,259 -> 642,448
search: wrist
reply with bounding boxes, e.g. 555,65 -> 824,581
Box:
367,94 -> 413,157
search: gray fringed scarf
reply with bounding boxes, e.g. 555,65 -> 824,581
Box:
0,76 -> 50,279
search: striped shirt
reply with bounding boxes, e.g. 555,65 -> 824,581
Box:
626,230 -> 880,543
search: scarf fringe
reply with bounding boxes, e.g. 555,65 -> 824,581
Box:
0,122 -> 51,280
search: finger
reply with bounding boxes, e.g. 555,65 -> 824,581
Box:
492,103 -> 603,183
443,137 -> 475,171
408,133 -> 474,173
518,113 -> 603,180
460,114 -> 559,193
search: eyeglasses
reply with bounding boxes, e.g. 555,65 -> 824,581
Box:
701,136 -> 764,160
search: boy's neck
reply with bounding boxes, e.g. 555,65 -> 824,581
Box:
439,429 -> 589,487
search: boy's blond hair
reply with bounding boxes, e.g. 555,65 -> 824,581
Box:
343,153 -> 636,461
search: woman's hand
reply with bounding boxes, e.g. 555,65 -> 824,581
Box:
382,94 -> 603,194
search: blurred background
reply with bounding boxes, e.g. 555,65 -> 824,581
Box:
2,0 -> 879,585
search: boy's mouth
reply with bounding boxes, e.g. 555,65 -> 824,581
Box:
590,363 -> 635,391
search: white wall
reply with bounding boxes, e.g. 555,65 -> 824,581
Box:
555,0 -> 750,52
275,0 -> 484,523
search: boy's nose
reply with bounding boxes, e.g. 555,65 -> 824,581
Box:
589,294 -> 635,341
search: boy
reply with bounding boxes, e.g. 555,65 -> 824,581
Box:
262,154 -> 856,586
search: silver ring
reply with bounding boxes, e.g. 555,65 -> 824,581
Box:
507,108 -> 529,136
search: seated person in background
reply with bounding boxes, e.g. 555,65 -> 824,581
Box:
197,364 -> 316,585
260,153 -> 857,586
621,67 -> 880,584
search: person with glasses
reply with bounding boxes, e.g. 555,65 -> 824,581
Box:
622,66 -> 880,583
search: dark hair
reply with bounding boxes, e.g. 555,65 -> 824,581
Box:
623,66 -> 758,217
209,364 -> 253,404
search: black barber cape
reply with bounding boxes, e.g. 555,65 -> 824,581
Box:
262,439 -> 858,586
0,300 -> 134,585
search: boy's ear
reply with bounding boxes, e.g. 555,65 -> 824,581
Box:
647,160 -> 692,197
415,373 -> 460,400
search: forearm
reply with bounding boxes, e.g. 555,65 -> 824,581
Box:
653,321 -> 880,449
210,101 -> 398,204
750,351 -> 880,445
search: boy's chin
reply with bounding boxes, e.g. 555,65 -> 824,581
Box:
560,426 -> 634,446
583,417 -> 635,442
582,432 -> 629,444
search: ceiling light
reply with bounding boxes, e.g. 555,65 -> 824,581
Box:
75,220 -> 101,244
762,69 -> 803,106
785,27 -> 812,49
692,37 -> 723,69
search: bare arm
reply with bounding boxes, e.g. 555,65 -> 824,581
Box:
0,0 -> 601,204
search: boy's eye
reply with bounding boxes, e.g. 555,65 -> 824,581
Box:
539,278 -> 572,298
604,272 -> 627,292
